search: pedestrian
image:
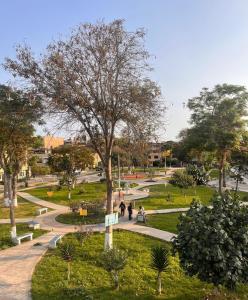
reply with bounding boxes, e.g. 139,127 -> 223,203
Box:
128,202 -> 133,220
119,201 -> 126,216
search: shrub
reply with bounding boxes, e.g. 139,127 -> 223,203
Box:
100,248 -> 128,290
186,164 -> 209,185
169,170 -> 195,188
173,192 -> 248,290
59,243 -> 76,281
31,165 -> 51,176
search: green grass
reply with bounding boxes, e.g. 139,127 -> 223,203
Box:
0,196 -> 44,219
137,184 -> 215,210
28,182 -> 106,206
0,223 -> 48,250
32,230 -> 248,300
137,184 -> 248,210
56,210 -> 105,225
209,168 -> 219,179
145,213 -> 181,234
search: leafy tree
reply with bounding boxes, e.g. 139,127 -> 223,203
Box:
0,85 -> 43,238
169,170 -> 195,189
100,248 -> 128,290
187,84 -> 248,194
173,192 -> 248,290
150,245 -> 169,295
59,243 -> 75,281
48,144 -> 94,200
5,19 -> 164,249
230,150 -> 248,193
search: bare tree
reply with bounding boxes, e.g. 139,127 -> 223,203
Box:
4,19 -> 164,248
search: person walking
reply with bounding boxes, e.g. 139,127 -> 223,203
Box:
119,201 -> 126,216
127,202 -> 133,220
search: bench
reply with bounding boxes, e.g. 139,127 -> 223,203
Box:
49,235 -> 62,249
12,232 -> 33,245
28,221 -> 40,230
143,188 -> 150,193
36,207 -> 48,215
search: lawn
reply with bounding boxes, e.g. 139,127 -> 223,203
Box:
145,212 -> 181,234
56,210 -> 106,225
137,184 -> 248,210
28,182 -> 106,206
32,230 -> 248,300
137,184 -> 215,210
0,223 -> 47,250
0,196 -> 44,219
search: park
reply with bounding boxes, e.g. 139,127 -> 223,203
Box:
1,1 -> 248,300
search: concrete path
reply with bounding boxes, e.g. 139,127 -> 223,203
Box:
0,218 -> 33,224
0,231 -> 63,300
17,192 -> 68,211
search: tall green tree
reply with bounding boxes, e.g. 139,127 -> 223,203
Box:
48,144 -> 94,200
0,84 -> 43,238
5,20 -> 164,249
187,84 -> 248,194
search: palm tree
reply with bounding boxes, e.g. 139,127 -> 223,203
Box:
59,243 -> 75,281
151,245 -> 169,295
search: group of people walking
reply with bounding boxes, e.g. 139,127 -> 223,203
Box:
119,201 -> 145,221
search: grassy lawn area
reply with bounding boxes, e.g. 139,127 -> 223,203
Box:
137,184 -> 248,210
0,196 -> 44,219
32,230 -> 248,300
56,210 -> 105,225
137,184 -> 215,210
0,223 -> 48,250
28,182 -> 106,206
145,212 -> 181,234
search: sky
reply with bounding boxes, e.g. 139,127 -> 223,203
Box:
1,0 -> 248,140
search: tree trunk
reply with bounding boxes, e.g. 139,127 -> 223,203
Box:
218,151 -> 226,195
235,178 -> 239,194
7,174 -> 16,239
112,271 -> 119,290
223,166 -> 226,187
4,172 -> 9,207
67,262 -> 71,281
104,156 -> 113,250
12,175 -> 18,207
157,272 -> 162,295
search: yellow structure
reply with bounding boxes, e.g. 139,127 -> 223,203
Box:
43,135 -> 64,149
0,163 -> 29,182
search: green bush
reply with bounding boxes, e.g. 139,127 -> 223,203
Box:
173,192 -> 248,290
186,164 -> 209,185
169,170 -> 195,188
31,165 -> 51,176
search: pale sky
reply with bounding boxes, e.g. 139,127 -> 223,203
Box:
1,0 -> 248,140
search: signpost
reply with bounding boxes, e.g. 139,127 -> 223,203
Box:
105,212 -> 118,227
80,209 -> 87,216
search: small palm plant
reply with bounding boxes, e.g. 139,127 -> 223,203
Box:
59,243 -> 75,281
150,245 -> 169,295
100,248 -> 128,290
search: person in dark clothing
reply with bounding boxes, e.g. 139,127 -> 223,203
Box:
119,201 -> 126,216
127,203 -> 133,220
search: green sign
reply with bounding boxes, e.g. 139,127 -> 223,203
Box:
105,212 -> 118,227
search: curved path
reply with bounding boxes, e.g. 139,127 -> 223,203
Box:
0,174 -> 179,300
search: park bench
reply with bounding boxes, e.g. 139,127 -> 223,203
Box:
12,232 -> 33,245
49,235 -> 62,249
36,207 -> 48,215
28,221 -> 40,230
